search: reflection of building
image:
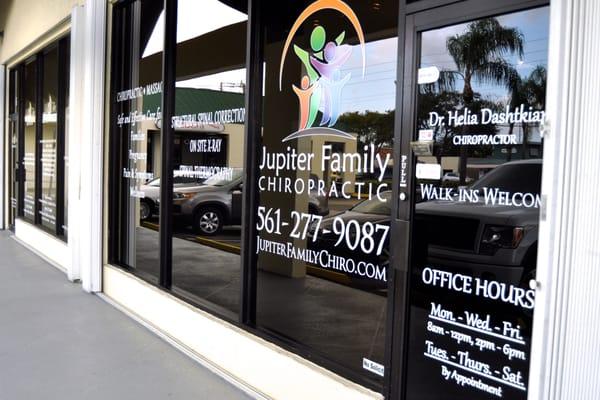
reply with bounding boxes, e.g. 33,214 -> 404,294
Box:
305,134 -> 358,189
140,88 -> 245,178
421,156 -> 505,181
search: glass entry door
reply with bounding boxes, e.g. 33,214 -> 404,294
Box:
400,4 -> 549,400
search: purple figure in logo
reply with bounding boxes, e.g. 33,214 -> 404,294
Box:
322,70 -> 351,127
310,41 -> 352,126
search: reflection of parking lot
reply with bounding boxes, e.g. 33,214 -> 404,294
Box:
143,217 -> 242,249
142,197 -> 388,291
175,224 -> 242,247
133,225 -> 385,371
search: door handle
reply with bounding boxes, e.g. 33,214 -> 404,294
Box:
391,219 -> 410,272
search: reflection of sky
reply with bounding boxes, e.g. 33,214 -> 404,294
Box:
143,0 -> 248,91
141,5 -> 547,112
177,68 -> 246,93
420,6 -> 549,104
142,0 -> 247,57
338,37 -> 398,113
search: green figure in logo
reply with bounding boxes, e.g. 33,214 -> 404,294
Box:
293,26 -> 346,130
293,26 -> 325,129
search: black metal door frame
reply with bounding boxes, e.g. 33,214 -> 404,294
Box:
7,67 -> 20,231
388,0 -> 549,399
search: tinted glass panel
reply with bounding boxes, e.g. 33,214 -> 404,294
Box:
63,42 -> 70,238
40,47 -> 59,231
139,0 -> 247,316
22,60 -> 37,222
256,0 -> 398,387
172,0 -> 246,316
112,0 -> 164,283
9,40 -> 68,237
8,69 -> 19,228
405,7 -> 548,400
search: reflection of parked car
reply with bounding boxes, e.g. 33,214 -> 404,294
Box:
415,159 -> 542,285
308,191 -> 392,289
441,172 -> 473,186
180,169 -> 330,235
441,172 -> 459,183
139,176 -> 205,220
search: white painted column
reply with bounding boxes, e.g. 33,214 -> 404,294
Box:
68,0 -> 106,292
67,4 -> 85,282
528,1 -> 600,399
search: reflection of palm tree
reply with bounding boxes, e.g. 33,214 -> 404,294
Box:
446,18 -> 523,183
525,66 -> 547,107
506,65 -> 547,160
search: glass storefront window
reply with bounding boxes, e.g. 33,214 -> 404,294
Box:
22,59 -> 37,222
405,6 -> 549,399
110,0 -> 247,315
168,0 -> 247,316
255,0 -> 398,387
8,68 -> 19,228
63,42 -> 70,238
111,0 -> 164,284
40,47 -> 59,231
106,0 -> 552,396
9,37 -> 69,237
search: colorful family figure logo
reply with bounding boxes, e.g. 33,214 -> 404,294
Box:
293,26 -> 352,129
279,0 -> 366,135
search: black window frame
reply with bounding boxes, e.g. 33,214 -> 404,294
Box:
7,66 -> 20,230
106,0 -> 550,398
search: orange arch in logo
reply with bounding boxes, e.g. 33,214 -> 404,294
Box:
278,0 -> 366,90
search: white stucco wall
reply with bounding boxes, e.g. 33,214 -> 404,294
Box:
0,0 -> 82,64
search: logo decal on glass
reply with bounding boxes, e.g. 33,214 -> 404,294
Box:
278,0 -> 366,142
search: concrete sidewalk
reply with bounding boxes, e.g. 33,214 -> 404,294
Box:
0,232 -> 254,400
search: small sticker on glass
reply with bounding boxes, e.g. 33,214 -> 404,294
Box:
416,163 -> 442,180
363,358 -> 385,377
417,66 -> 440,84
418,129 -> 434,141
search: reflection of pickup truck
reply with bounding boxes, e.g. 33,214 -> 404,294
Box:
308,191 -> 391,290
307,159 -> 541,291
415,159 -> 542,286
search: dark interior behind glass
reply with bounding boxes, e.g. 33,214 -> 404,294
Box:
40,47 -> 59,232
22,59 -> 36,222
10,38 -> 69,238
